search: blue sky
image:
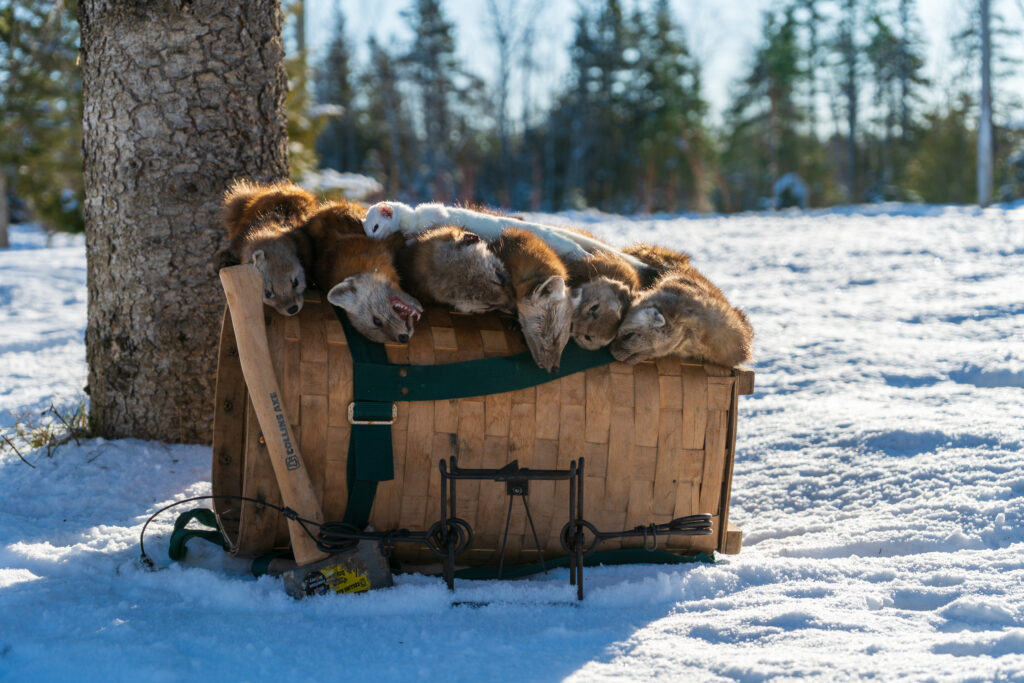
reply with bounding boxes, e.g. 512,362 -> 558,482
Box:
304,0 -> 1024,128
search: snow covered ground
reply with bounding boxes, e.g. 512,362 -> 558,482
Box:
1,206 -> 1022,681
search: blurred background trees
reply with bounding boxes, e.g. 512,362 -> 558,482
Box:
3,0 -> 1024,237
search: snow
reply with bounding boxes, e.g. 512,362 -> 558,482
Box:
1,206 -> 1023,680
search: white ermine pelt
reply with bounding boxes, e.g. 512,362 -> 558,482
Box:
364,201 -> 648,270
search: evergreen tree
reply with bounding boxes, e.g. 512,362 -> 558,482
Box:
863,1 -> 927,199
315,6 -> 356,173
0,0 -> 82,233
401,0 -> 462,200
632,0 -> 709,211
358,37 -> 416,197
722,7 -> 806,208
832,0 -> 860,199
283,1 -> 328,181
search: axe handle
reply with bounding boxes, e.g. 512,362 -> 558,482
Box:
219,265 -> 328,566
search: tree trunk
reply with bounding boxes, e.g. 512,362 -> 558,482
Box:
0,174 -> 9,249
79,0 -> 289,444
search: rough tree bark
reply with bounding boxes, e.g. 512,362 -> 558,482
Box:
79,0 -> 289,443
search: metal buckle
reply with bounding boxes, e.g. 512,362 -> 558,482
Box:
347,402 -> 397,426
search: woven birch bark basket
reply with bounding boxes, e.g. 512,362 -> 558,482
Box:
211,290 -> 753,566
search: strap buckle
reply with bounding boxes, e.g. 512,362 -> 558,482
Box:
348,402 -> 397,426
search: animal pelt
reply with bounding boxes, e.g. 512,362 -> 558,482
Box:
302,202 -> 423,345
492,227 -> 573,373
396,225 -> 515,314
610,266 -> 753,368
362,201 -> 649,269
563,251 -> 641,350
217,179 -> 318,316
622,243 -> 692,288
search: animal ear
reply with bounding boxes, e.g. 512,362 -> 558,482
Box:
326,277 -> 359,310
642,307 -> 666,328
570,287 -> 583,307
534,276 -> 566,301
459,232 -> 481,245
250,249 -> 266,267
379,203 -> 393,219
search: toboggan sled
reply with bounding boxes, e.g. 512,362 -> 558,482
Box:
211,287 -> 753,569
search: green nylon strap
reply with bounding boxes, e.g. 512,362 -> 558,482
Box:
329,304 -> 618,531
167,509 -> 228,561
447,549 -> 715,580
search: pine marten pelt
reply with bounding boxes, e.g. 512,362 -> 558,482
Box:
303,201 -> 422,344
610,265 -> 753,368
396,225 -> 515,314
218,179 -> 318,316
564,251 -> 641,350
492,227 -> 573,373
622,243 -> 692,287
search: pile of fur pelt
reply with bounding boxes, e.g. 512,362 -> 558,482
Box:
217,180 -> 753,373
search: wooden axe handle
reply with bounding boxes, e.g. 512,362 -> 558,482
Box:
219,265 -> 328,566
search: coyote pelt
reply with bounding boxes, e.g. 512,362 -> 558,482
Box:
217,179 -> 318,316
610,266 -> 753,368
303,201 -> 423,344
396,225 -> 515,314
492,227 -> 573,373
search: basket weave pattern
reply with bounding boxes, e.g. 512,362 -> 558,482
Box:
212,291 -> 746,565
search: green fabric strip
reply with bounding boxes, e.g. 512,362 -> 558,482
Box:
449,549 -> 715,580
328,304 -> 618,531
167,509 -> 228,561
249,550 -> 292,578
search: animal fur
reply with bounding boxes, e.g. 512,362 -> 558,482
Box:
564,251 -> 641,350
622,243 -> 692,288
218,179 -> 318,316
492,227 -> 573,373
610,266 -> 753,368
396,225 -> 515,314
303,201 -> 423,344
362,201 -> 650,269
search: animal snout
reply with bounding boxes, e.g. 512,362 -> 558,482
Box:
397,333 -> 409,344
287,304 -> 299,315
551,364 -> 560,374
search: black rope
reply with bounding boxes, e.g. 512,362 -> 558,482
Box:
138,494 -> 473,570
137,494 -> 317,569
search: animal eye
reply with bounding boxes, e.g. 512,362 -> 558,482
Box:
264,290 -> 275,299
622,332 -> 635,341
588,304 -> 600,316
373,316 -> 383,327
291,278 -> 299,289
373,223 -> 379,234
585,335 -> 592,341
496,272 -> 506,285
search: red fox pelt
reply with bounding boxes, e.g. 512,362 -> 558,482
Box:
396,225 -> 515,314
303,201 -> 423,344
218,179 -> 318,316
610,266 -> 753,368
492,227 -> 573,373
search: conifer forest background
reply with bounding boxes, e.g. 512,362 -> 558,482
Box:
3,0 -> 1024,235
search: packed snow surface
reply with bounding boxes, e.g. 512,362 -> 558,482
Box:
1,207 -> 1022,681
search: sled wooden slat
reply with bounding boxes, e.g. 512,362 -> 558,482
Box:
211,294 -> 751,565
